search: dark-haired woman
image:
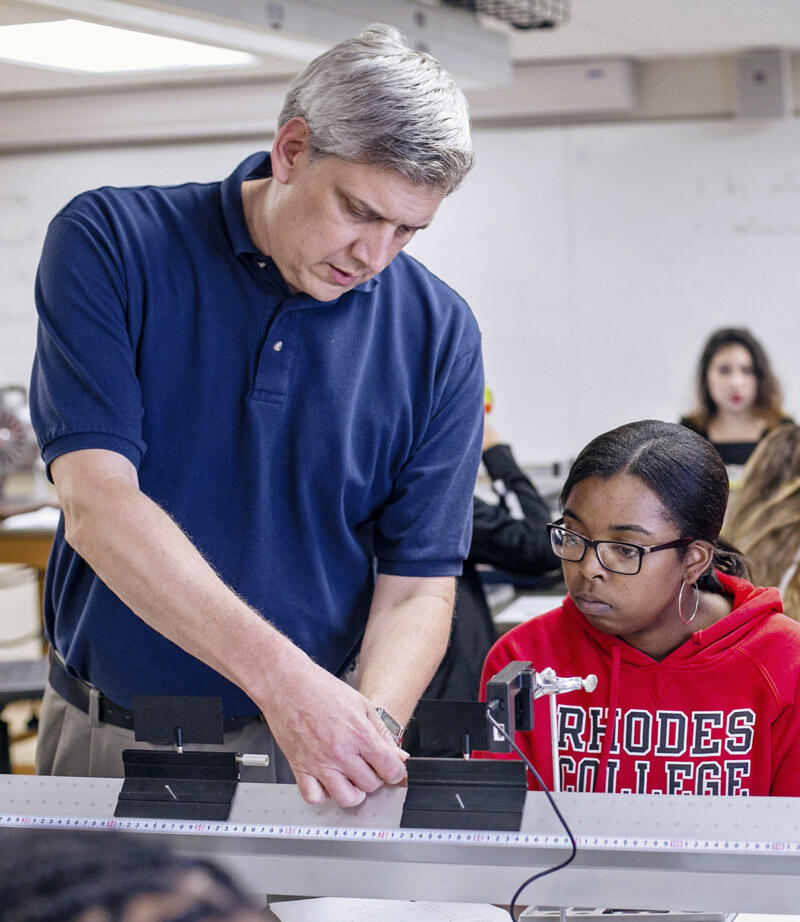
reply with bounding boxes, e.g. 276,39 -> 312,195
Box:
479,420 -> 800,796
680,327 -> 792,476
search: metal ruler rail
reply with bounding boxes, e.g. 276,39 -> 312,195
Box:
3,812 -> 800,857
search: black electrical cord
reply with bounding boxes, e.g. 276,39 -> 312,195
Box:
485,704 -> 577,921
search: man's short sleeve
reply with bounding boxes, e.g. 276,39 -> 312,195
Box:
373,333 -> 484,578
30,208 -> 147,475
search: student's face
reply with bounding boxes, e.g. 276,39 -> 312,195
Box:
265,122 -> 444,302
706,343 -> 758,416
560,474 -> 690,654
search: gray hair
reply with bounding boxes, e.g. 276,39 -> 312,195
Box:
278,23 -> 474,195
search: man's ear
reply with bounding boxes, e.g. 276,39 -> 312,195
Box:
684,540 -> 714,585
270,117 -> 311,184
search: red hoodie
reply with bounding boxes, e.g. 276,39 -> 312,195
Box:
478,573 -> 800,796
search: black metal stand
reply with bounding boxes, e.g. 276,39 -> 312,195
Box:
406,699 -> 489,758
0,721 -> 9,774
401,757 -> 527,831
115,750 -> 238,821
114,694 -> 237,821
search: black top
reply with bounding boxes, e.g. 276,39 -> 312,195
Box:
470,444 -> 562,576
679,417 -> 794,468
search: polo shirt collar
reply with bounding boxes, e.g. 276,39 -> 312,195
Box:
221,151 -> 272,259
220,151 -> 380,299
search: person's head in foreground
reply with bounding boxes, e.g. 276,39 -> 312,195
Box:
0,829 -> 263,922
480,420 -> 800,796
252,22 -> 473,302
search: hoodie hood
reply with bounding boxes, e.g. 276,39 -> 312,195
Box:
562,571 -> 783,668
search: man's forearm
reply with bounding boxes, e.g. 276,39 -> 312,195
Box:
356,574 -> 455,725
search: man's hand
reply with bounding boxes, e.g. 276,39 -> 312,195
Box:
260,656 -> 407,807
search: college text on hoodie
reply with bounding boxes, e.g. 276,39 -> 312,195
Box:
478,573 -> 800,796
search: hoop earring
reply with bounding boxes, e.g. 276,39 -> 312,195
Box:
678,578 -> 700,625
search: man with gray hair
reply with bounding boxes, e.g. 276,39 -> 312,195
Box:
30,24 -> 483,807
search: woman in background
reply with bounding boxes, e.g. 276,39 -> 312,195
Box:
680,327 -> 790,474
725,424 -> 800,620
479,420 -> 800,796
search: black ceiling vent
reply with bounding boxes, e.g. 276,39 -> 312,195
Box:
442,0 -> 570,30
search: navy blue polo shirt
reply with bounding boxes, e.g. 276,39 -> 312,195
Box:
30,152 -> 484,715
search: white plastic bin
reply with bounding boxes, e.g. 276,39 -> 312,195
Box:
0,563 -> 42,661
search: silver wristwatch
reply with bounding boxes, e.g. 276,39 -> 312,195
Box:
375,706 -> 404,746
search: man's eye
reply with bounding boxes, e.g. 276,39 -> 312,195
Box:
346,200 -> 369,219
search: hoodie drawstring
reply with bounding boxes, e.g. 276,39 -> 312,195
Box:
596,644 -> 621,793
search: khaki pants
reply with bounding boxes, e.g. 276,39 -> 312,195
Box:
35,683 -> 295,783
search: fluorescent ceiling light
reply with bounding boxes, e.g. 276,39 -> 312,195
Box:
0,18 -> 258,73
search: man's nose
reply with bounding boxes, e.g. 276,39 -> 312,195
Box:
352,224 -> 396,275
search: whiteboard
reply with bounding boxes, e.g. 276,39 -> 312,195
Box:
2,118 -> 799,463
566,120 -> 800,457
410,119 -> 800,461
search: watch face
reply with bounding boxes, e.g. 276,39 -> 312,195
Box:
376,707 -> 403,740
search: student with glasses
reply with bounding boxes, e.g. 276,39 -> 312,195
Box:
478,419 -> 800,796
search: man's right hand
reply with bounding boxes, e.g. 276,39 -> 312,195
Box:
259,654 -> 407,808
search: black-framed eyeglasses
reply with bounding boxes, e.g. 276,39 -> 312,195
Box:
546,519 -> 694,576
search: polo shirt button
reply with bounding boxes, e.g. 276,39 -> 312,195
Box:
273,340 -> 283,352
257,261 -> 266,268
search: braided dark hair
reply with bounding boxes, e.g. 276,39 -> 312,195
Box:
0,829 -> 260,922
560,420 -> 749,593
